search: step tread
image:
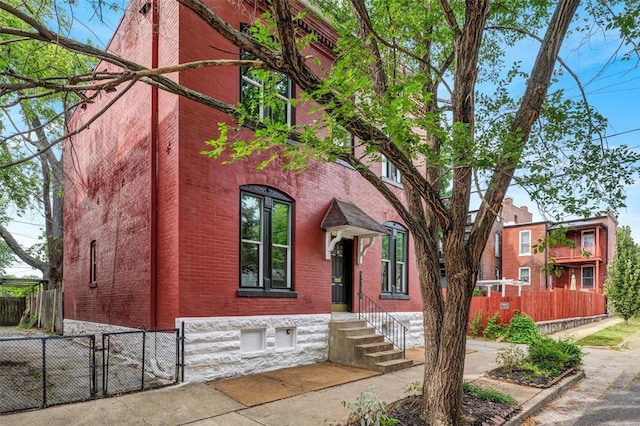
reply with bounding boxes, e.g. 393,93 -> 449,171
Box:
365,349 -> 403,358
356,342 -> 394,349
375,358 -> 413,367
338,326 -> 373,332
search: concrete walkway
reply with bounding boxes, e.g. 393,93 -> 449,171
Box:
0,317 -> 623,426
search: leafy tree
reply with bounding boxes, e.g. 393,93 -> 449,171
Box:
605,226 -> 640,324
1,1 -> 640,423
0,0 -> 95,288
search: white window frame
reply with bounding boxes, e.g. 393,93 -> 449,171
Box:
581,265 -> 594,288
381,155 -> 402,184
494,232 -> 501,257
582,230 -> 595,247
519,267 -> 530,283
519,230 -> 531,255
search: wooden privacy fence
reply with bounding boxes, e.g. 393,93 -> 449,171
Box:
0,297 -> 26,326
469,288 -> 607,326
27,288 -> 63,334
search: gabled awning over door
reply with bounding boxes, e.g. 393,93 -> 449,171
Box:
321,198 -> 388,264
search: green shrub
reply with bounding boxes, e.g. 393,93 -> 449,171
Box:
483,312 -> 506,339
469,310 -> 484,337
472,289 -> 487,297
342,385 -> 399,426
505,313 -> 540,344
555,336 -> 584,368
463,382 -> 517,406
496,345 -> 526,373
527,337 -> 572,376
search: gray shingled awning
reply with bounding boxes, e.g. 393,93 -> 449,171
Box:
321,198 -> 388,264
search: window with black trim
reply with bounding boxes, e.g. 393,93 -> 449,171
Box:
381,222 -> 408,296
89,240 -> 97,286
240,185 -> 295,296
381,155 -> 401,184
240,24 -> 293,125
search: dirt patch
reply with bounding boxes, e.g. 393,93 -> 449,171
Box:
486,367 -> 577,388
211,361 -> 380,406
349,392 -> 521,425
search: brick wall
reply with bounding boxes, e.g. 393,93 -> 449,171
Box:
65,1 -> 424,330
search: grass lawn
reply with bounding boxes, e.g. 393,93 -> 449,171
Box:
576,317 -> 640,348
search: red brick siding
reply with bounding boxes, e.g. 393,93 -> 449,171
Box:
65,1 -> 424,329
501,223 -> 548,291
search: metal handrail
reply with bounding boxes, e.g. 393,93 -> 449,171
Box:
357,271 -> 407,356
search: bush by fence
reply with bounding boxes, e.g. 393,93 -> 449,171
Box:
469,289 -> 607,329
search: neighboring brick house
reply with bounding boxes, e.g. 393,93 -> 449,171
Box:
501,212 -> 618,293
63,0 -> 427,382
470,197 -> 533,282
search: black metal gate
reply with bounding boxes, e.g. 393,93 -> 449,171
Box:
0,326 -> 183,414
102,328 -> 182,396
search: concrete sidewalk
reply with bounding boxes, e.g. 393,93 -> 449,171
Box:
1,317 -> 622,426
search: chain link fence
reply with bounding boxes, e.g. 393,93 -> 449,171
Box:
0,327 -> 182,414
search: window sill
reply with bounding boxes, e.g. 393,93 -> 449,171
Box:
379,293 -> 410,300
335,159 -> 355,170
88,282 -> 97,288
381,177 -> 403,188
238,289 -> 298,298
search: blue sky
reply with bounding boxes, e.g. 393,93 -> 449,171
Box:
5,4 -> 640,275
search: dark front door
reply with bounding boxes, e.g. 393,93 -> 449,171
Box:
331,240 -> 353,312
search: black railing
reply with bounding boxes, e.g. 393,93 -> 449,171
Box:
357,272 -> 407,356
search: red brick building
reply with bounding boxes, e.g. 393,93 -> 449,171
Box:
62,0 -> 616,381
63,0 -> 428,380
501,212 -> 617,293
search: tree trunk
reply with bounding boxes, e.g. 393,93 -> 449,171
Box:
419,237 -> 476,425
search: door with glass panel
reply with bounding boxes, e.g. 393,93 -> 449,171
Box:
331,240 -> 353,311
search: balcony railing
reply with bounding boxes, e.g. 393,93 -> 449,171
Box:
550,245 -> 598,260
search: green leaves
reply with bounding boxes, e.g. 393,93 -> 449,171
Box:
604,226 -> 640,322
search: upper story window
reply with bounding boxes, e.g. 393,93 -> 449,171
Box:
381,222 -> 408,296
240,25 -> 293,125
494,232 -> 501,257
381,155 -> 401,184
582,230 -> 595,247
519,267 -> 530,283
240,185 -> 295,297
519,230 -> 531,255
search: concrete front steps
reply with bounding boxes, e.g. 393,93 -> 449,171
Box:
328,319 -> 414,373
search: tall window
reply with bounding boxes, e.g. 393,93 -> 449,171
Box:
519,267 -> 530,283
240,185 -> 293,292
381,156 -> 401,184
240,25 -> 293,125
582,230 -> 595,247
519,230 -> 531,255
581,266 -> 594,288
494,232 -> 501,257
89,240 -> 97,286
381,222 -> 408,295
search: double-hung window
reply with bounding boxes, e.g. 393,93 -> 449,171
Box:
240,25 -> 293,125
581,266 -> 594,288
519,230 -> 531,255
519,267 -> 530,283
381,222 -> 408,297
240,185 -> 295,296
381,156 -> 402,184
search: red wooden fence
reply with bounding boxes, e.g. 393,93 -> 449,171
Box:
469,289 -> 607,327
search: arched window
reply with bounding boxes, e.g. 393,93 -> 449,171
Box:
240,185 -> 295,296
381,222 -> 408,295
